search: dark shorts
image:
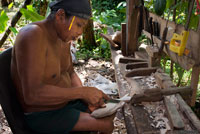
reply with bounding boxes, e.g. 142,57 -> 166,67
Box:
24,100 -> 88,134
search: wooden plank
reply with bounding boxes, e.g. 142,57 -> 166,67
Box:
176,94 -> 200,132
149,13 -> 200,66
131,105 -> 160,134
110,47 -> 130,97
142,30 -> 195,70
123,104 -> 138,134
164,97 -> 185,129
190,66 -> 200,106
126,62 -> 148,69
119,57 -> 147,64
126,67 -> 157,77
166,130 -> 199,134
126,0 -> 140,55
121,23 -> 127,56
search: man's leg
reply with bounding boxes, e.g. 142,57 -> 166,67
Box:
72,112 -> 115,133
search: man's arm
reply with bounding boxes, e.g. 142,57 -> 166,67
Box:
70,71 -> 83,87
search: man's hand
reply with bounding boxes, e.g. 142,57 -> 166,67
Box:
83,87 -> 109,112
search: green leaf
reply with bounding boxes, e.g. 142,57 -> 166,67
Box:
0,10 -> 9,33
8,2 -> 14,9
20,8 -> 45,22
166,0 -> 173,9
9,27 -> 18,36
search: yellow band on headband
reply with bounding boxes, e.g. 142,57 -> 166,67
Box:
68,16 -> 76,31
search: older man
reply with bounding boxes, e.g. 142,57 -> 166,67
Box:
11,0 -> 114,133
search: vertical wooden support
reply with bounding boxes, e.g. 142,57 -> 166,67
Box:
126,0 -> 140,56
121,23 -> 127,56
190,66 -> 200,106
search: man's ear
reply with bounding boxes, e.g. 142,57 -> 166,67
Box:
55,9 -> 66,23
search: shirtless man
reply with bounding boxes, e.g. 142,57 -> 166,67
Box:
11,0 -> 114,133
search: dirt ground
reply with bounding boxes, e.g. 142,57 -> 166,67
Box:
0,58 -> 127,134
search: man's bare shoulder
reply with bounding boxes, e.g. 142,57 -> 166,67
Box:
15,24 -> 45,45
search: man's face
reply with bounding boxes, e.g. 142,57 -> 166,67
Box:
66,17 -> 87,41
55,9 -> 88,42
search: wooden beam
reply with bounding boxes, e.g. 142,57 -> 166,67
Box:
121,23 -> 127,56
119,57 -> 147,64
126,62 -> 148,69
126,0 -> 141,55
131,87 -> 192,104
131,105 -> 160,134
190,66 -> 200,106
176,94 -> 200,132
126,67 -> 157,77
123,104 -> 138,134
164,97 -> 185,129
110,47 -> 130,97
166,130 -> 199,134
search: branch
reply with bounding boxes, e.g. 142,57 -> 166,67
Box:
0,0 -> 32,47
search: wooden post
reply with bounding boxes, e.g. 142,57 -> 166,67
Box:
126,0 -> 140,56
121,23 -> 127,56
190,66 -> 200,106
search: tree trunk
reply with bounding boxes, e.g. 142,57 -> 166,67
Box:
82,0 -> 96,50
39,0 -> 48,16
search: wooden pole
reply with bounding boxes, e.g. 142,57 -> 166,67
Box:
190,66 -> 200,106
126,0 -> 140,56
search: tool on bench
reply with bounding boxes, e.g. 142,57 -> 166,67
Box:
169,0 -> 195,56
158,9 -> 170,55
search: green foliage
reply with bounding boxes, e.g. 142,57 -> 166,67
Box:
0,10 -> 9,33
9,27 -> 18,36
76,27 -> 111,61
92,0 -> 126,30
166,0 -> 174,9
20,5 -> 45,22
154,0 -> 166,16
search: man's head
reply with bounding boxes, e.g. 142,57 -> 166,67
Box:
48,0 -> 91,42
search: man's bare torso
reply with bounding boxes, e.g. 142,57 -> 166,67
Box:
11,21 -> 73,112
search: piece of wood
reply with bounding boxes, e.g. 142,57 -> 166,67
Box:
134,51 -> 149,60
190,66 -> 200,106
121,23 -> 127,56
146,46 -> 159,57
126,62 -> 148,69
176,94 -> 200,132
119,57 -> 147,64
166,130 -> 199,134
100,33 -> 119,48
110,47 -> 130,97
142,30 -> 195,70
164,97 -> 185,129
131,87 -> 192,104
144,86 -> 192,96
0,0 -> 32,47
126,0 -> 141,55
131,105 -> 160,134
123,104 -> 138,134
126,67 -> 157,77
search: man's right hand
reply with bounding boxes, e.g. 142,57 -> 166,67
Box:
83,87 -> 109,111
